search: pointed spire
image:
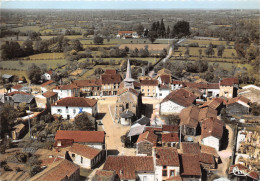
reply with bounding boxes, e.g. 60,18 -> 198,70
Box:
124,59 -> 135,82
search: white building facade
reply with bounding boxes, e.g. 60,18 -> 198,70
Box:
160,101 -> 185,115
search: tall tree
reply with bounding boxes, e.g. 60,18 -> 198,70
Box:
166,26 -> 171,38
28,64 -> 42,84
205,43 -> 215,57
148,31 -> 158,44
173,21 -> 191,38
22,40 -> 34,56
160,19 -> 166,38
217,45 -> 225,57
136,24 -> 144,37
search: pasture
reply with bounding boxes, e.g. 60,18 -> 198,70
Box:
25,53 -> 65,60
119,44 -> 170,51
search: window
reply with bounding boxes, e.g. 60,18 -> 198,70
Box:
148,89 -> 150,92
143,176 -> 147,181
72,154 -> 75,157
81,157 -> 83,164
73,109 -> 76,114
162,170 -> 167,177
142,89 -> 144,92
163,165 -> 167,169
159,93 -> 162,96
170,170 -> 175,176
57,109 -> 62,113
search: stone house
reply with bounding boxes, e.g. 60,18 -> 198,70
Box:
198,107 -> 218,123
200,98 -> 225,115
180,154 -> 202,181
12,94 -> 36,109
140,79 -> 158,97
219,77 -> 239,98
42,91 -> 58,105
136,131 -> 157,156
116,31 -> 138,39
53,84 -> 80,100
29,159 -> 80,181
100,69 -> 122,96
201,117 -> 224,151
171,80 -> 183,90
66,143 -> 103,169
40,80 -> 56,94
72,79 -> 101,97
226,96 -> 250,116
51,97 -> 97,119
199,153 -> 216,170
54,130 -> 105,150
160,89 -> 197,115
41,70 -> 53,81
103,156 -> 155,181
183,82 -> 220,98
154,147 -> 180,180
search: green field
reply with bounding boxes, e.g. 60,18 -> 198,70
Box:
0,69 -> 29,80
182,39 -> 235,46
11,26 -> 41,32
26,53 -> 65,60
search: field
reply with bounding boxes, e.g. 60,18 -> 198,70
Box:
119,43 -> 170,51
181,39 -> 235,46
26,53 -> 65,60
11,26 -> 41,32
0,69 -> 29,80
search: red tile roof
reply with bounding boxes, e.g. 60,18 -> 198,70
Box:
137,131 -> 157,145
162,133 -> 179,143
180,142 -> 201,155
103,156 -> 154,180
117,87 -> 139,96
140,79 -> 158,86
43,91 -> 57,98
161,89 -> 197,107
104,69 -> 117,75
30,159 -> 79,181
7,91 -> 30,96
199,153 -> 215,164
54,84 -> 79,90
145,127 -> 162,133
41,80 -> 56,87
226,96 -> 250,105
200,144 -> 219,158
229,164 -> 248,174
101,73 -> 122,84
72,79 -> 101,87
162,125 -> 178,132
52,97 -> 97,107
93,170 -> 116,181
180,154 -> 202,176
198,107 -> 218,122
159,74 -> 171,84
172,80 -> 183,85
41,157 -> 63,167
118,31 -> 137,35
55,130 -> 105,143
183,82 -> 219,89
179,105 -> 199,128
166,176 -> 182,181
69,143 -> 101,159
200,98 -> 223,110
220,78 -> 239,86
12,84 -> 23,89
201,117 -> 224,139
155,147 -> 179,166
248,171 -> 259,180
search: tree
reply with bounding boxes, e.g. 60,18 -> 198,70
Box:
205,43 -> 215,57
184,47 -> 190,58
28,64 -> 42,84
173,21 -> 190,38
136,24 -> 144,36
148,31 -> 157,44
74,112 -> 95,130
160,19 -> 166,38
28,31 -> 41,41
1,41 -> 22,60
217,45 -> 225,57
130,48 -> 139,57
198,49 -> 203,58
70,39 -> 83,52
166,26 -> 170,38
22,40 -> 34,56
93,36 -> 104,45
234,37 -> 250,58
139,46 -> 149,58
95,68 -> 104,75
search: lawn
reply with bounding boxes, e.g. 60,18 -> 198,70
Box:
0,59 -> 67,71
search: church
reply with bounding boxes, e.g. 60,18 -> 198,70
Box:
115,60 -> 142,125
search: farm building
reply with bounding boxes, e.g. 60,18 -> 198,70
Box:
226,96 -> 250,116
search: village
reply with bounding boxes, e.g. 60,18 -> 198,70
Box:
0,56 -> 260,181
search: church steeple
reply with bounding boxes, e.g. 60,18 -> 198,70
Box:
123,59 -> 135,88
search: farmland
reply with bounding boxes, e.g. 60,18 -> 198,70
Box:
119,43 -> 170,51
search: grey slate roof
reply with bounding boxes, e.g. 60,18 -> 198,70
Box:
2,74 -> 13,79
132,116 -> 151,126
128,125 -> 146,137
12,94 -> 35,103
120,110 -> 134,118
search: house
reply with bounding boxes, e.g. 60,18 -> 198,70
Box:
53,84 -> 80,99
156,84 -> 171,99
54,130 -> 105,150
115,60 -> 142,125
41,80 -> 56,93
161,133 -> 179,147
92,170 -> 119,181
116,31 -> 138,39
198,107 -> 217,123
200,98 -> 224,114
183,82 -> 220,98
180,154 -> 202,181
162,125 -> 179,134
101,69 -> 122,96
29,159 -> 80,181
179,105 -> 200,136
154,147 -> 180,181
179,142 -> 201,155
201,117 -> 224,151
140,79 -> 158,97
11,84 -> 23,92
2,74 -> 14,83
199,153 -> 216,170
42,91 -> 58,105
72,79 -> 101,97
66,143 -> 103,169
228,164 -> 259,181
132,116 -> 151,127
160,89 -> 197,115
219,77 -> 239,98
172,80 -> 183,90
11,123 -> 25,140
12,94 -> 36,109
136,131 -> 157,156
157,74 -> 172,86
51,97 -> 97,119
103,156 -> 155,181
41,70 -> 53,81
226,96 -> 250,116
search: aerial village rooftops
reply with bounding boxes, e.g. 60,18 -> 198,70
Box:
7,91 -> 31,96
180,154 -> 202,176
92,170 -> 116,181
69,143 -> 101,160
103,156 -> 154,180
137,131 -> 157,145
162,125 -> 179,132
198,107 -> 218,122
155,147 -> 180,166
180,142 -> 201,155
12,84 -> 23,90
161,89 -> 197,107
140,79 -> 158,86
179,105 -> 200,128
55,130 -> 105,143
201,117 -> 224,139
162,133 -> 179,143
220,77 -> 239,86
72,79 -> 101,87
226,96 -> 250,105
199,153 -> 215,165
200,144 -> 219,158
42,91 -> 57,98
101,70 -> 122,84
183,82 -> 219,89
12,94 -> 35,103
54,84 -> 78,90
200,98 -> 224,109
52,97 -> 97,107
41,80 -> 56,87
117,87 -> 139,96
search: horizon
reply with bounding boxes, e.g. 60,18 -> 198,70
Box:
1,0 -> 259,10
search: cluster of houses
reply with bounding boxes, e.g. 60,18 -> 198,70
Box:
2,60 -> 259,181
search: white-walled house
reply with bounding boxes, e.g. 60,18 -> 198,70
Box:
160,89 -> 197,115
67,143 -> 102,169
41,70 -> 53,81
51,97 -> 97,120
53,84 -> 80,99
156,84 -> 171,99
154,147 -> 180,181
201,117 -> 224,151
171,80 -> 183,90
54,130 -> 105,150
40,80 -> 56,93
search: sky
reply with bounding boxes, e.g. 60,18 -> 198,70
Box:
1,0 -> 259,10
